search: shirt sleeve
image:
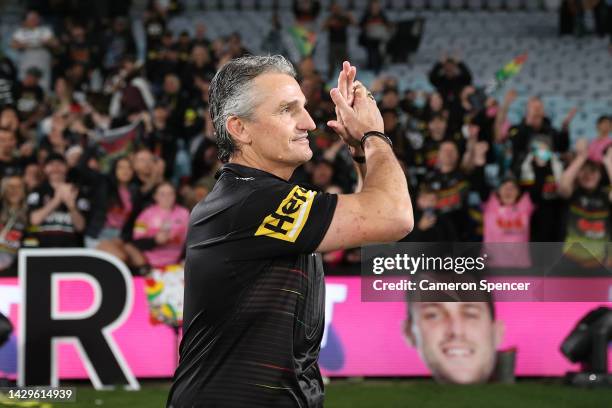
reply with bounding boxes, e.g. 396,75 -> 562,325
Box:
235,182 -> 337,260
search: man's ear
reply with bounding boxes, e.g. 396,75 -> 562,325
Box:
493,319 -> 505,349
402,319 -> 417,348
226,116 -> 251,146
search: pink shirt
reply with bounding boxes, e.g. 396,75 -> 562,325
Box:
588,136 -> 612,163
105,186 -> 133,229
133,204 -> 189,268
482,193 -> 534,268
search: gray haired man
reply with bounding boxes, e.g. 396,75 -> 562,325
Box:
167,56 -> 412,407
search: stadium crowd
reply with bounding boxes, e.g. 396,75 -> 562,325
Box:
0,0 -> 610,276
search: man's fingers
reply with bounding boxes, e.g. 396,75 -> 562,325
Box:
338,70 -> 347,100
347,65 -> 356,106
330,88 -> 354,122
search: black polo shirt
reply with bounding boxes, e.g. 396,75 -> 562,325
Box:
168,163 -> 338,408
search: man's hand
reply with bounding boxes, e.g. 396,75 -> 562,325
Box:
562,107 -> 578,128
329,69 -> 384,147
473,141 -> 489,167
59,184 -> 78,210
503,89 -> 517,106
417,213 -> 436,231
574,137 -> 589,158
327,61 -> 355,143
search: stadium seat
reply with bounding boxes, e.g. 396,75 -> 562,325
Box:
466,0 -> 483,10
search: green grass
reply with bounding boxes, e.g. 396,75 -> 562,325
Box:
15,380 -> 612,408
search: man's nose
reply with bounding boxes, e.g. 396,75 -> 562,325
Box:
298,108 -> 316,132
446,316 -> 466,339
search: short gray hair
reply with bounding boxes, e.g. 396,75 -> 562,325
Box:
209,55 -> 296,163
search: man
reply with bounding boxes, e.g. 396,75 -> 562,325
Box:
167,57 -> 413,407
0,128 -> 23,178
508,96 -> 574,170
559,139 -> 612,267
323,3 -> 355,79
24,153 -> 88,248
404,274 -> 503,384
428,55 -> 472,106
11,10 -> 58,91
404,300 -> 504,384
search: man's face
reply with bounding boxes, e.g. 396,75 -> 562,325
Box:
0,130 -> 17,157
428,117 -> 447,140
577,165 -> 601,191
526,98 -> 545,126
133,150 -> 155,177
240,73 -> 316,168
437,142 -> 458,169
498,181 -> 520,206
597,119 -> 611,135
44,160 -> 67,183
406,302 -> 503,384
25,12 -> 40,28
163,75 -> 181,94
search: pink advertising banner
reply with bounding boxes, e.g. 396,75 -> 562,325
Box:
0,276 -> 610,379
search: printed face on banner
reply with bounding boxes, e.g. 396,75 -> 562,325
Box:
404,302 -> 503,384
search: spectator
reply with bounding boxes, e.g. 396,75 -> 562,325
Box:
23,162 -> 42,192
181,44 -> 216,99
25,153 -> 87,247
0,175 -> 28,275
403,184 -> 457,242
428,53 -> 472,106
359,0 -> 391,74
588,115 -> 611,163
192,22 -> 211,49
99,181 -> 188,274
60,23 -> 95,73
416,91 -> 447,123
424,139 -> 488,241
102,16 -> 136,75
49,76 -> 75,112
157,73 -> 191,137
119,148 -> 164,242
482,176 -> 534,268
149,31 -> 182,88
226,32 -> 250,59
507,97 -> 574,170
0,52 -> 18,108
520,134 -> 565,241
143,0 -> 168,53
97,156 -> 135,245
11,10 -> 58,91
310,159 -> 337,191
14,67 -> 47,139
409,114 -> 463,175
293,0 -> 321,27
559,139 -> 612,266
0,129 -> 23,178
141,103 -> 179,179
261,13 -> 290,57
323,3 -> 355,79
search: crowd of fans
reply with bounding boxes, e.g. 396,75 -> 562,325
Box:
0,0 -> 610,276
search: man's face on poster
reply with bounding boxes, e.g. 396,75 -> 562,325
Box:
405,302 -> 503,384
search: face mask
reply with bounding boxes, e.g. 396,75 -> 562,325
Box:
534,147 -> 551,163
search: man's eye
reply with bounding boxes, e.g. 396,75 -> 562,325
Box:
281,106 -> 291,113
423,312 -> 439,320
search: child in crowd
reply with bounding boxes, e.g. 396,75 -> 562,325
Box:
482,176 -> 534,267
